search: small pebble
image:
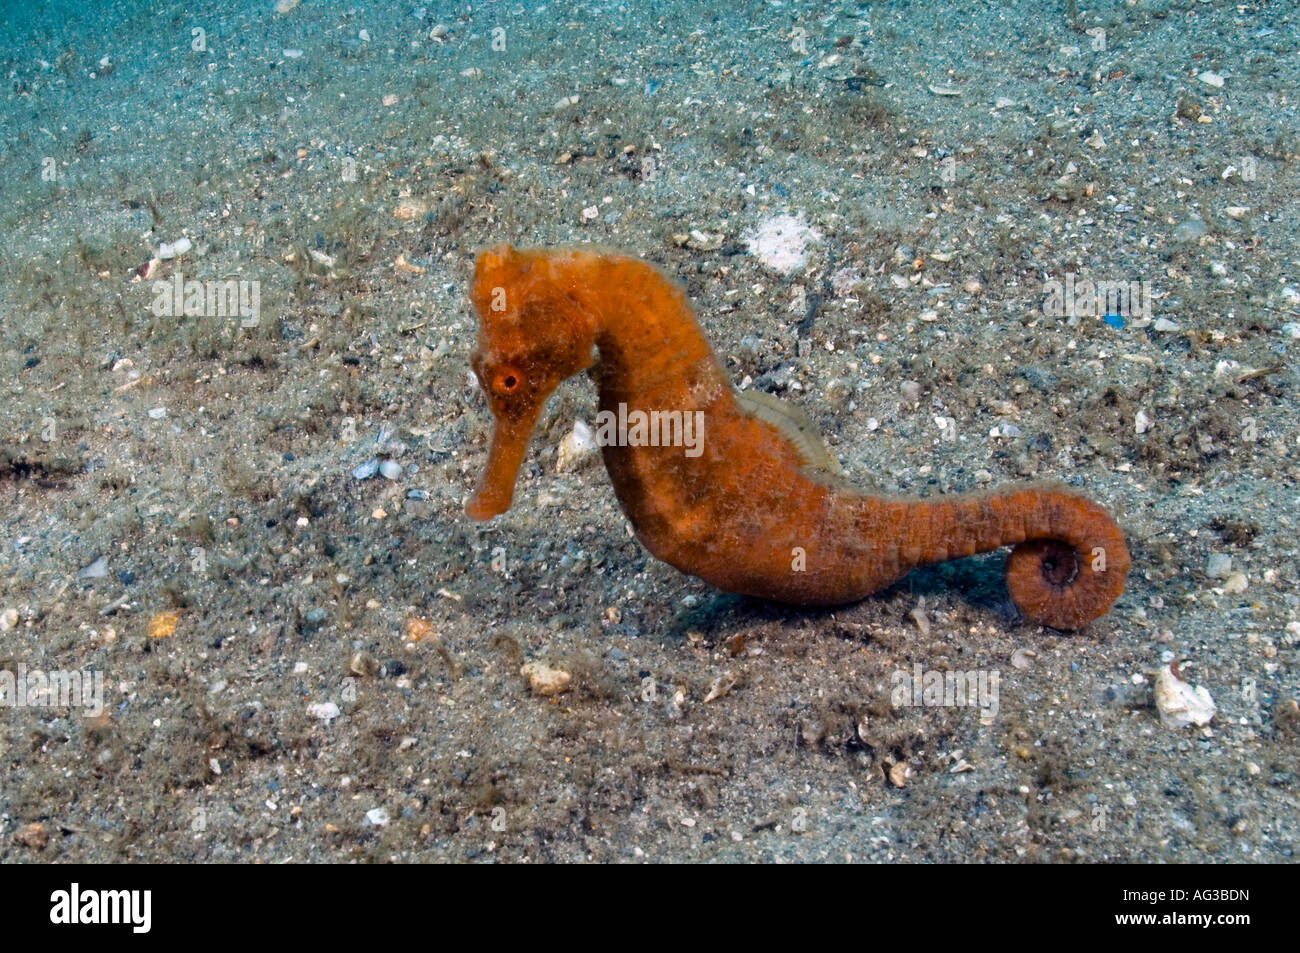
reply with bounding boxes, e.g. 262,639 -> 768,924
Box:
15,823 -> 48,850
307,701 -> 341,722
1222,571 -> 1248,594
352,458 -> 379,480
365,807 -> 389,826
78,555 -> 109,579
379,459 -> 402,480
687,229 -> 724,251
521,661 -> 572,696
392,201 -> 425,220
1206,553 -> 1232,579
148,611 -> 180,638
1173,218 -> 1207,242
404,617 -> 434,643
349,651 -> 377,677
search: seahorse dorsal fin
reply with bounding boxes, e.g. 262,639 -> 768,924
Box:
734,388 -> 845,476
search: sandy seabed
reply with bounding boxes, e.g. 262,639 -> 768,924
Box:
0,0 -> 1296,862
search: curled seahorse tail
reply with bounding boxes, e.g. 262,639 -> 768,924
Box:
1001,489 -> 1130,629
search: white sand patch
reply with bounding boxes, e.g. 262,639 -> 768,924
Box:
742,213 -> 823,275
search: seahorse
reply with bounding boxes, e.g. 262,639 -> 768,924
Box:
465,244 -> 1129,629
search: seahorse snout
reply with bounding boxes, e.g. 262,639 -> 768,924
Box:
465,412 -> 540,520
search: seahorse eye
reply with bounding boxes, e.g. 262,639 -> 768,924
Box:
491,366 -> 523,395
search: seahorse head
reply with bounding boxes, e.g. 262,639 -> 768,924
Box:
466,244 -> 598,519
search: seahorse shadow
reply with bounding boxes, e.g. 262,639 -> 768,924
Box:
659,552 -> 1019,642
895,552 -> 1020,624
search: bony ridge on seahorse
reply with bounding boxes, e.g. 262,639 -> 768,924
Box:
464,243 -> 1130,630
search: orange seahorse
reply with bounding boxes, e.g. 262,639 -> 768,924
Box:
465,244 -> 1130,629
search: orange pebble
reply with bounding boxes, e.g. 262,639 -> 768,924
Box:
405,617 -> 434,642
148,610 -> 181,639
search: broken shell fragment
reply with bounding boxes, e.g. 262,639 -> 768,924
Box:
1154,663 -> 1215,728
703,671 -> 737,703
395,252 -> 425,274
157,236 -> 192,260
888,761 -> 911,787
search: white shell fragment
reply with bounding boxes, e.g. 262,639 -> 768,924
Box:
307,701 -> 341,722
157,236 -> 192,260
703,671 -> 738,703
1154,664 -> 1215,729
556,419 -> 598,472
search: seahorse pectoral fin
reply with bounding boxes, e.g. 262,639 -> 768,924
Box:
733,388 -> 845,476
466,410 -> 541,521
